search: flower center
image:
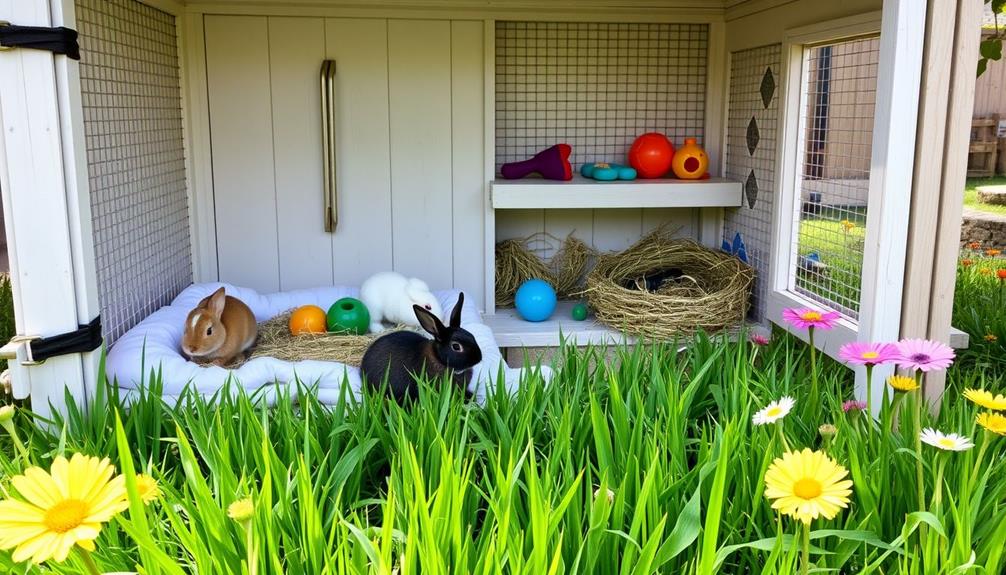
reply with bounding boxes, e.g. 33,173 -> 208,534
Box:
911,353 -> 930,363
793,478 -> 822,500
800,311 -> 822,321
937,438 -> 956,449
766,406 -> 782,417
43,499 -> 88,533
861,351 -> 879,359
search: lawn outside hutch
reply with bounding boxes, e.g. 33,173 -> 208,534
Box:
0,0 -> 983,418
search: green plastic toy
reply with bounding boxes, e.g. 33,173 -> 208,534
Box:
571,302 -> 589,321
327,298 -> 371,335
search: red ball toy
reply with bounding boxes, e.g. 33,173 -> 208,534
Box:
628,133 -> 675,179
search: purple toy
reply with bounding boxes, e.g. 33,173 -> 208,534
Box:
500,144 -> 573,180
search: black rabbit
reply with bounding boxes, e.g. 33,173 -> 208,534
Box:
361,292 -> 482,403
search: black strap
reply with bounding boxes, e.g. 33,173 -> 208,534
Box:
31,316 -> 102,362
0,22 -> 80,60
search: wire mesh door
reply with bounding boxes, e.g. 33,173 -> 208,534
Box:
792,36 -> 880,319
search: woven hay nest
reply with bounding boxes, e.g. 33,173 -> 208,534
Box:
581,230 -> 754,340
495,232 -> 593,307
236,311 -> 418,368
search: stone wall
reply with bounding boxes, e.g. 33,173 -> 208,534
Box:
960,210 -> 1006,251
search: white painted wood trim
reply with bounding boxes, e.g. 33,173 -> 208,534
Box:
138,0 -> 185,15
491,178 -> 742,209
852,0 -> 926,409
783,11 -> 883,45
183,2 -> 725,23
0,0 -> 101,417
483,18 -> 496,315
768,41 -> 804,298
705,19 -> 727,178
183,14 -> 219,282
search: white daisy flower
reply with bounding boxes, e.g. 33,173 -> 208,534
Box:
920,428 -> 974,452
752,396 -> 796,426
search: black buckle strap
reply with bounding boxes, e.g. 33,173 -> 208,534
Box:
30,316 -> 102,363
0,21 -> 80,60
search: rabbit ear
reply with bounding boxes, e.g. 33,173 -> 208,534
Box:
449,292 -> 464,329
206,287 -> 227,319
414,304 -> 447,340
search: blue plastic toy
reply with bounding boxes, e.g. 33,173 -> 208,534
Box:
721,231 -> 749,264
514,279 -> 557,322
580,162 -> 637,181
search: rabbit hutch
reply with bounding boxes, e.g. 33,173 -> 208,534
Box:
0,0 -> 982,417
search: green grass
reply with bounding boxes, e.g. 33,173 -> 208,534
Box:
796,207 -> 867,313
952,247 -> 1006,368
964,177 -> 1006,216
0,333 -> 1004,573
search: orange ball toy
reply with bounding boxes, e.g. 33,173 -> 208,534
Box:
628,132 -> 675,179
289,305 -> 327,335
671,138 -> 709,180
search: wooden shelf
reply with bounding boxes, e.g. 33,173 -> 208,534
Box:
482,301 -> 760,348
483,302 -> 634,348
490,175 -> 743,209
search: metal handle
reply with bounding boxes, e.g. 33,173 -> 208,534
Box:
321,60 -> 338,232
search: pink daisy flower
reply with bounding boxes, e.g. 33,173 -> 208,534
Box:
750,333 -> 771,346
842,400 -> 867,413
782,308 -> 841,330
838,341 -> 898,366
894,339 -> 955,373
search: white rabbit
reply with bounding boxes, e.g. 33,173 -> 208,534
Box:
360,271 -> 444,333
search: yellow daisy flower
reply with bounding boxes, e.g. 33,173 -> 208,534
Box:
0,454 -> 128,564
228,498 -> 254,522
764,449 -> 853,524
977,412 -> 1006,436
986,334 -> 999,342
887,375 -> 919,392
963,388 -> 1006,411
134,474 -> 161,504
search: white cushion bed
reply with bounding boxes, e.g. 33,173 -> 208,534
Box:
106,283 -> 549,404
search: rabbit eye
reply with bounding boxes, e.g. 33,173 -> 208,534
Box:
424,304 -> 432,310
206,327 -> 213,336
451,342 -> 463,352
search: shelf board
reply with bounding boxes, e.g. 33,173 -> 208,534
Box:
482,301 -> 759,348
483,302 -> 633,348
490,175 -> 743,209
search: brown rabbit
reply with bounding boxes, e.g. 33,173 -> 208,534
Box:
181,287 -> 257,367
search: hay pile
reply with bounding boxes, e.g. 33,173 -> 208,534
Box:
495,233 -> 593,307
240,311 -> 417,368
581,229 -> 753,340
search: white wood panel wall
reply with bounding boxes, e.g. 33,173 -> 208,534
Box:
205,16 -> 280,292
204,16 -> 487,307
495,208 -> 698,251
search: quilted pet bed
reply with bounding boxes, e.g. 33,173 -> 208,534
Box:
106,283 -> 549,404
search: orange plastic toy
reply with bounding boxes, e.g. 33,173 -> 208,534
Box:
628,133 -> 675,179
289,305 -> 327,335
671,138 -> 709,180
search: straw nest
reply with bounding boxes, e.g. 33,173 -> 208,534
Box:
581,229 -> 754,340
237,311 -> 418,368
495,232 -> 593,307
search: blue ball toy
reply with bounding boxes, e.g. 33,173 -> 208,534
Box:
514,279 -> 557,322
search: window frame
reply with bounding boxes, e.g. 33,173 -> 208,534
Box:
767,5 -> 926,375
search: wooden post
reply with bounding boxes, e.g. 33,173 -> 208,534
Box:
0,0 -> 101,418
900,0 -> 983,407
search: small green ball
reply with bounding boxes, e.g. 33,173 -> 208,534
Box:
571,303 -> 589,321
327,297 -> 370,335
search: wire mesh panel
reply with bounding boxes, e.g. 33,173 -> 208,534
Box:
495,22 -> 708,172
76,0 -> 192,343
723,44 -> 781,323
793,37 -> 879,319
